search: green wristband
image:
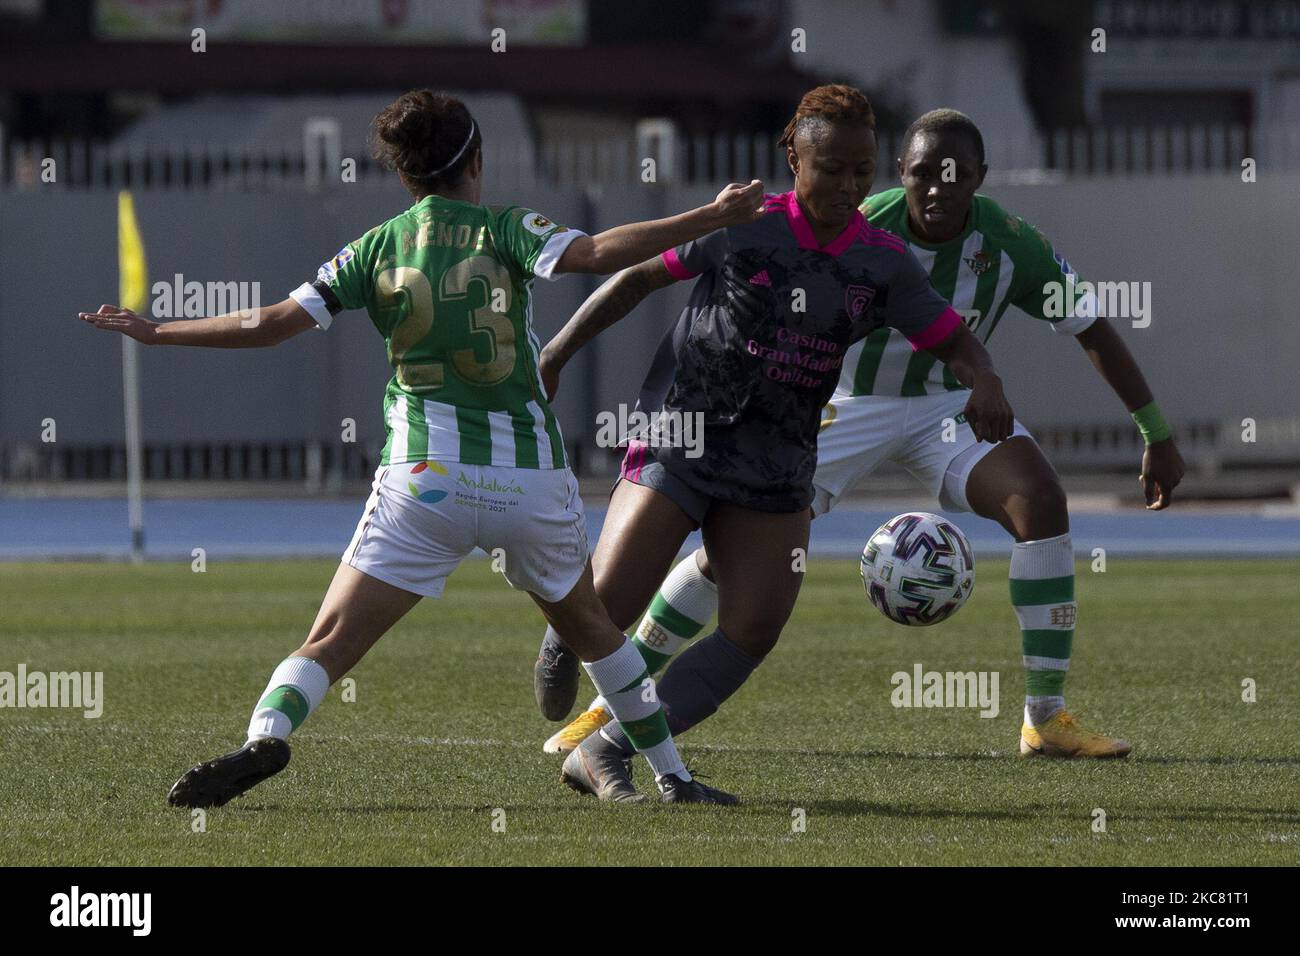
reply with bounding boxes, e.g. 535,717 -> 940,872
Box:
1131,400 -> 1172,445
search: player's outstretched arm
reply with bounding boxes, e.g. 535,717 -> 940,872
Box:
538,257 -> 677,400
1074,315 -> 1185,509
925,322 -> 1014,443
77,298 -> 318,349
553,179 -> 764,276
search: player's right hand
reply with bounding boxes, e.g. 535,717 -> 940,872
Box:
711,179 -> 765,227
77,304 -> 158,343
964,373 -> 1014,443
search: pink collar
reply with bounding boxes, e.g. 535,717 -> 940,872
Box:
777,190 -> 864,256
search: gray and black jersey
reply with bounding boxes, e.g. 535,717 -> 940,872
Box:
637,190 -> 961,513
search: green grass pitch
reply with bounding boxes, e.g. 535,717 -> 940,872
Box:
2,557 -> 1297,866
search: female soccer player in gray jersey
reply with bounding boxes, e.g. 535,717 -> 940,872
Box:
78,89 -> 766,806
535,86 -> 1015,802
545,109 -> 1186,764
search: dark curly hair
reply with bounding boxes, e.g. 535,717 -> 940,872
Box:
370,89 -> 483,195
778,84 -> 876,150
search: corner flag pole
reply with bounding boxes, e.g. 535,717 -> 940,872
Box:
118,191 -> 147,564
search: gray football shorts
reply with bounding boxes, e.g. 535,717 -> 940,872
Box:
614,439 -> 712,527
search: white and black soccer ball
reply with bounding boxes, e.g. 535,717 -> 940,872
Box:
860,512 -> 974,626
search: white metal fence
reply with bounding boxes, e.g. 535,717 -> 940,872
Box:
5,123 -> 1298,191
6,415 -> 1299,489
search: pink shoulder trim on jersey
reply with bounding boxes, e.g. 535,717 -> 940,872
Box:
777,190 -> 865,256
858,222 -> 906,251
905,305 -> 963,351
860,237 -> 906,251
660,247 -> 698,281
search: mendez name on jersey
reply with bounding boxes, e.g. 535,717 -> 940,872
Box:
290,196 -> 586,471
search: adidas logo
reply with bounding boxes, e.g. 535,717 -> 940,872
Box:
749,269 -> 772,286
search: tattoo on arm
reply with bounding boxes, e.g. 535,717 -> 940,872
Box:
549,259 -> 675,364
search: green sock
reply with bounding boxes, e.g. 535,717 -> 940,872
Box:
633,550 -> 718,669
588,552 -> 718,713
247,656 -> 330,741
583,640 -> 684,779
1009,534 -> 1075,726
632,590 -> 710,672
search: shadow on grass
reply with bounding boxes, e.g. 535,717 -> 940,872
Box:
750,798 -> 1300,826
687,745 -> 1300,767
236,800 -> 606,815
210,795 -> 1299,826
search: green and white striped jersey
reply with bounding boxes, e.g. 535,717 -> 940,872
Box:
836,188 -> 1095,398
291,195 -> 584,469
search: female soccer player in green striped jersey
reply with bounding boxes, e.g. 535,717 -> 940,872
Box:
79,89 -> 765,806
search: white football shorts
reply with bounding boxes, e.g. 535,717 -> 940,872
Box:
342,460 -> 589,603
812,389 -> 1034,516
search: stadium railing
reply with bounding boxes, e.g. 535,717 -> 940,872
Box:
5,416 -> 1300,500
4,123 -> 1298,190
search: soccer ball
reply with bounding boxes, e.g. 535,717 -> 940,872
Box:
860,512 -> 974,626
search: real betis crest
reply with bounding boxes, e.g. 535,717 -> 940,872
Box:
963,249 -> 993,276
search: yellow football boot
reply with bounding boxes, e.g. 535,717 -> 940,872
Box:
1020,710 -> 1132,758
543,706 -> 612,755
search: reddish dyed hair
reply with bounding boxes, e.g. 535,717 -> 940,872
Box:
778,84 -> 876,149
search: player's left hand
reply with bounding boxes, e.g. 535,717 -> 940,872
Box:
78,305 -> 158,343
1140,438 -> 1184,510
964,373 -> 1014,443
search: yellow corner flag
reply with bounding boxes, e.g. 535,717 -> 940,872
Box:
118,190 -> 148,313
117,189 -> 148,561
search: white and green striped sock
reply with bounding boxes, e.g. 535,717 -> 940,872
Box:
1009,534 -> 1075,727
589,550 -> 717,713
584,638 -> 686,781
247,656 -> 330,742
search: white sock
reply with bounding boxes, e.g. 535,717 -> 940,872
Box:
583,639 -> 686,780
588,549 -> 719,714
662,549 -> 720,625
247,656 -> 330,742
1024,699 -> 1066,727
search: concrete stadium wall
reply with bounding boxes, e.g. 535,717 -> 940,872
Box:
648,175 -> 1300,436
1,174 -> 1294,463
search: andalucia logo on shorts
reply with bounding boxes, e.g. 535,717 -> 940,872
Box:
407,460 -> 450,503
